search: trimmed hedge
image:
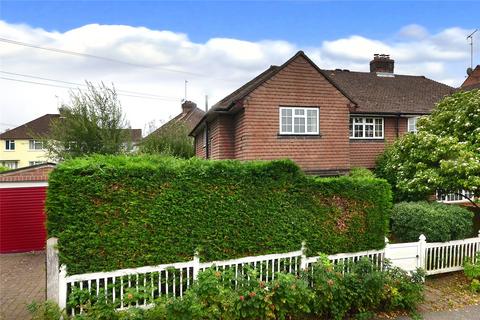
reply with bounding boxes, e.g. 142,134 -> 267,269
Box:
391,201 -> 474,242
47,155 -> 392,275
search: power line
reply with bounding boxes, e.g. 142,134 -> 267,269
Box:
0,37 -> 206,78
0,76 -> 180,101
0,70 -> 179,100
0,37 -> 240,83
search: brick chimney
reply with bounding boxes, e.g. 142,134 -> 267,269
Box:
181,100 -> 196,114
370,54 -> 394,74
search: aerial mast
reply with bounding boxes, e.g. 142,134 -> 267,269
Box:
467,29 -> 478,70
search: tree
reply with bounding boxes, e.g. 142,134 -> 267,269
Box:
376,89 -> 480,204
139,121 -> 194,158
45,82 -> 131,160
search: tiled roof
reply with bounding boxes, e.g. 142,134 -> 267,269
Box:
147,107 -> 205,138
0,114 -> 59,139
460,65 -> 480,91
323,70 -> 455,114
0,114 -> 142,141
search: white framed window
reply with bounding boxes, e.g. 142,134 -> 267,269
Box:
0,160 -> 18,169
279,107 -> 319,135
436,190 -> 475,203
349,117 -> 384,139
29,161 -> 46,166
29,139 -> 44,150
5,140 -> 15,150
408,117 -> 419,133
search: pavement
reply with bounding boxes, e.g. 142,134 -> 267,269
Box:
396,304 -> 480,319
0,252 -> 45,320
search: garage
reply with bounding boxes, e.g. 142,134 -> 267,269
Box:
0,163 -> 54,253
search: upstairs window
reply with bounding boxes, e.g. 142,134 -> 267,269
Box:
408,117 -> 419,133
29,139 -> 44,150
349,117 -> 384,139
279,107 -> 319,135
5,140 -> 15,150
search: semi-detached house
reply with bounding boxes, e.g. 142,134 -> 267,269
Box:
190,51 -> 454,175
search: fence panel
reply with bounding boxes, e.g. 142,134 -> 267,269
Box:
425,235 -> 480,275
50,232 -> 480,314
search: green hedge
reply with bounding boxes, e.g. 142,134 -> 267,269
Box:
47,155 -> 392,275
391,201 -> 474,242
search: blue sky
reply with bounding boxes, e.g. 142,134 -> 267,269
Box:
2,1 -> 479,45
0,1 -> 478,131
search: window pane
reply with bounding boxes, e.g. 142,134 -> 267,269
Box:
294,117 -> 305,133
354,124 -> 363,137
365,124 -> 374,137
354,117 -> 364,123
281,109 -> 293,133
294,109 -> 304,116
307,110 -> 317,133
374,119 -> 383,137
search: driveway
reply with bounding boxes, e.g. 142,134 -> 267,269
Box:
0,252 -> 45,320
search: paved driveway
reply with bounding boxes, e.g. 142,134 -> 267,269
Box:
0,252 -> 45,320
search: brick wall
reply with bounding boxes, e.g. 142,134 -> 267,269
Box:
194,129 -> 206,159
0,164 -> 55,182
236,55 -> 352,172
349,117 -> 408,168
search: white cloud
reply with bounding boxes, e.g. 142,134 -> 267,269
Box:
0,21 -> 477,133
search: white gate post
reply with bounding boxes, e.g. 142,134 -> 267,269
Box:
46,237 -> 59,303
418,234 -> 427,269
193,250 -> 200,280
300,241 -> 307,270
58,265 -> 68,310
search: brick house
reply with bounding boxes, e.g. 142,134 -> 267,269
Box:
190,51 -> 454,175
461,65 -> 480,91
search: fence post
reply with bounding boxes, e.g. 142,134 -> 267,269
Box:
46,238 -> 59,303
58,265 -> 68,310
193,250 -> 200,280
418,234 -> 427,269
300,241 -> 307,270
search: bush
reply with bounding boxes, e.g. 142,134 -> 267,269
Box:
464,253 -> 480,293
391,201 -> 473,242
27,301 -> 65,320
349,167 -> 375,179
308,256 -> 424,319
47,155 -> 392,275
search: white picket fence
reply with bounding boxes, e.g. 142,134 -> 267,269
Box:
47,232 -> 480,315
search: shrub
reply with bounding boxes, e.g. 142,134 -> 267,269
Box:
308,256 -> 424,319
391,201 -> 473,242
47,155 -> 392,275
464,253 -> 480,293
349,167 -> 375,179
27,301 -> 65,320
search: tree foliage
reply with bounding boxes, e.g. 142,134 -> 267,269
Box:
376,89 -> 480,201
139,121 -> 194,158
45,82 -> 131,160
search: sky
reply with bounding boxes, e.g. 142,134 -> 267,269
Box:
0,1 -> 479,134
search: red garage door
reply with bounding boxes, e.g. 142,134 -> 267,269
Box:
0,187 -> 47,253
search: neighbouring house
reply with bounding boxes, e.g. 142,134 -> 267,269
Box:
0,162 -> 55,253
0,114 -> 59,169
145,100 -> 205,137
0,114 -> 143,169
461,65 -> 480,91
190,51 -> 454,175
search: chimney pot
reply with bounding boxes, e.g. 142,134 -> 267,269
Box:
370,54 -> 394,74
